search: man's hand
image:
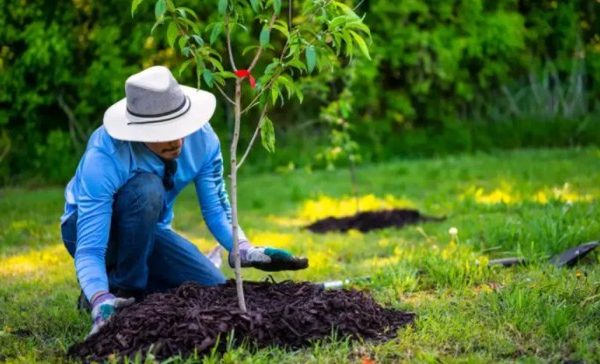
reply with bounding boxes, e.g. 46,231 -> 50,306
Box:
229,241 -> 309,272
87,292 -> 135,339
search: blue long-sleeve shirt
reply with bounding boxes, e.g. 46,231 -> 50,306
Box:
61,123 -> 246,301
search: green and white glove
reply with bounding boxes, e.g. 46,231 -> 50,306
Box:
229,241 -> 309,272
87,292 -> 135,339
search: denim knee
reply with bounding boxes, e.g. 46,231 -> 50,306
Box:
114,173 -> 164,221
61,211 -> 78,258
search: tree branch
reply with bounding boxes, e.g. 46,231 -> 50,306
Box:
287,118 -> 322,131
171,16 -> 236,106
225,14 -> 238,71
242,22 -> 295,114
237,103 -> 268,169
240,24 -> 329,115
288,0 -> 293,29
0,131 -> 11,164
241,69 -> 283,114
231,78 -> 247,312
57,93 -> 85,149
215,83 -> 235,105
353,0 -> 366,11
248,13 -> 278,73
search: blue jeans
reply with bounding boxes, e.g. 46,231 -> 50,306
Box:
61,173 -> 226,295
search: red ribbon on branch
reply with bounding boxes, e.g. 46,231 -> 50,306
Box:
234,69 -> 256,89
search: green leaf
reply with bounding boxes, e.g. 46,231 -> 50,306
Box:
194,57 -> 203,89
215,71 -> 237,79
260,116 -> 275,153
131,0 -> 144,17
350,30 -> 371,60
272,0 -> 281,14
209,23 -> 223,45
177,7 -> 199,19
166,22 -> 178,48
155,0 -> 167,19
305,45 -> 316,73
272,20 -> 289,38
263,60 -> 280,75
333,33 -> 342,52
287,58 -> 307,72
259,26 -> 271,47
151,19 -> 163,35
206,47 -> 223,59
178,35 -> 188,50
242,45 -> 260,55
249,0 -> 260,13
206,56 -> 225,72
192,34 -> 204,46
178,59 -> 194,77
332,1 -> 355,16
218,0 -> 228,15
277,75 -> 294,99
346,19 -> 371,37
341,32 -> 354,56
329,16 -> 346,30
202,69 -> 214,87
270,85 -> 280,105
178,17 -> 200,33
213,74 -> 225,86
295,87 -> 304,103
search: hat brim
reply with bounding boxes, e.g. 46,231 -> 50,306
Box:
103,85 -> 216,142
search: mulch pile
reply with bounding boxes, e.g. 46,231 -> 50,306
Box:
306,208 -> 443,233
69,280 -> 415,362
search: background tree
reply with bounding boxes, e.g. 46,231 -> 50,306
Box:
1,0 -> 598,185
316,63 -> 362,213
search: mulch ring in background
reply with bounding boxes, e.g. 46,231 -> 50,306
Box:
69,280 -> 415,362
305,208 -> 444,233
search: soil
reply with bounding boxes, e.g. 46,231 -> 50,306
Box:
306,208 -> 443,233
69,280 -> 415,362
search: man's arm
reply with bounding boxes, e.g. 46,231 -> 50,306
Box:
194,138 -> 246,252
194,130 -> 308,272
75,149 -> 123,301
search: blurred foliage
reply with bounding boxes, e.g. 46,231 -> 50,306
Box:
339,0 -> 600,155
0,0 -> 599,185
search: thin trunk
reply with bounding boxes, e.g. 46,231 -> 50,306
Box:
349,158 -> 360,214
57,93 -> 85,150
230,79 -> 247,313
0,131 -> 11,164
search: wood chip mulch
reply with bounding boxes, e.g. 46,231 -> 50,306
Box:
306,208 -> 444,233
69,280 -> 415,361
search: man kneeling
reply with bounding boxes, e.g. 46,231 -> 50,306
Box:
60,66 -> 307,337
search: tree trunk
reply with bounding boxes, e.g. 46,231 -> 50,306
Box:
230,79 -> 247,312
349,158 -> 360,214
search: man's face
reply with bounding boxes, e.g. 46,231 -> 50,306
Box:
145,138 -> 184,160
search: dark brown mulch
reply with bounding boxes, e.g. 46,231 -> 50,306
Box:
306,208 -> 444,233
68,280 -> 415,362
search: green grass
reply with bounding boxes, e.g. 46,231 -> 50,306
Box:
1,147 -> 600,363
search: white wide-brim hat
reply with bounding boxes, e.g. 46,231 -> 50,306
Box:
103,66 -> 216,142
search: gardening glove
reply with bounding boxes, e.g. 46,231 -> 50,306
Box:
207,245 -> 223,269
87,292 -> 135,339
229,240 -> 309,272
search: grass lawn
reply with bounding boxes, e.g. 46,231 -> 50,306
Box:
1,147 -> 600,363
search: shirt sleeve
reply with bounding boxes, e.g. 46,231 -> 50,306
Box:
194,137 -> 247,252
75,148 -> 124,301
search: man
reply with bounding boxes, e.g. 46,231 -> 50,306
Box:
60,66 -> 308,337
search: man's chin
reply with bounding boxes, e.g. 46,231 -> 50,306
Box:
162,150 -> 181,160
